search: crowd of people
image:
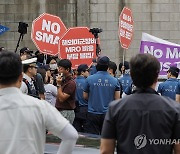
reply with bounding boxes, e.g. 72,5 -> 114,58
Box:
0,46 -> 180,154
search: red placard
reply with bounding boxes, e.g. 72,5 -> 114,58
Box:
119,7 -> 134,49
59,27 -> 96,69
31,13 -> 67,56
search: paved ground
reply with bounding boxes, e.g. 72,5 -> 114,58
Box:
44,143 -> 100,154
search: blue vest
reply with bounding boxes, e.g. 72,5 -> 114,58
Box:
157,78 -> 179,100
176,80 -> 180,95
75,76 -> 88,106
83,71 -> 120,114
118,74 -> 132,92
89,65 -> 97,75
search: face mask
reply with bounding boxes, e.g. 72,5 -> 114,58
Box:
49,64 -> 57,70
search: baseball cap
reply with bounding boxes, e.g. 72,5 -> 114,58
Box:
20,47 -> 33,55
77,64 -> 89,73
97,56 -> 110,65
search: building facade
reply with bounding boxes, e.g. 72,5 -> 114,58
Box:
0,0 -> 179,66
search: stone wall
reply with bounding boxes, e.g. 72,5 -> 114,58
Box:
0,0 -> 180,66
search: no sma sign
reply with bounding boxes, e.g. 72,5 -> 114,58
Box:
31,13 -> 67,56
119,7 -> 134,49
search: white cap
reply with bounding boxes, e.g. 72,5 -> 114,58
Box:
22,57 -> 37,65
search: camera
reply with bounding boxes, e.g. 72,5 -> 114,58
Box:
18,22 -> 28,34
89,28 -> 103,35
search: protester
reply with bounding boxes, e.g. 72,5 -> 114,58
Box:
101,53 -> 180,154
19,47 -> 33,61
44,70 -> 57,106
0,51 -> 78,154
73,64 -> 89,132
157,66 -> 179,100
55,59 -> 76,124
49,57 -> 59,86
83,56 -> 120,135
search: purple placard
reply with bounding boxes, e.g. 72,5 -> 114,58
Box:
140,41 -> 180,77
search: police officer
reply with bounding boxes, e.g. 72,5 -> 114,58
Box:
176,81 -> 180,102
101,54 -> 180,154
20,57 -> 39,98
157,66 -> 179,100
83,56 -> 120,135
73,64 -> 89,132
118,61 -> 132,93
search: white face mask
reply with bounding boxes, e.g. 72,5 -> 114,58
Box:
49,64 -> 57,70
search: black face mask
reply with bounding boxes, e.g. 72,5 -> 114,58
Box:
37,54 -> 44,63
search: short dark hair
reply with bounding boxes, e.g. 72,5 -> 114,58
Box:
130,54 -> 160,89
96,64 -> 108,71
58,59 -> 72,72
168,66 -> 179,78
0,51 -> 22,85
108,61 -> 117,74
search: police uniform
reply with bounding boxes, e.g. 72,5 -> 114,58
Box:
20,58 -> 38,96
176,81 -> 180,95
83,71 -> 120,134
118,70 -> 132,92
73,75 -> 88,132
101,88 -> 180,154
157,78 -> 179,100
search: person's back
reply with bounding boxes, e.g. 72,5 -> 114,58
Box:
0,51 -> 78,154
0,89 -> 64,153
85,71 -> 119,114
101,54 -> 180,154
106,90 -> 180,154
83,56 -> 120,135
44,83 -> 57,106
158,78 -> 179,100
157,66 -> 179,100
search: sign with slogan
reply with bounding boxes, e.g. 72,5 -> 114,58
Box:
140,33 -> 180,78
31,13 -> 67,56
59,27 -> 96,69
0,25 -> 9,35
119,7 -> 134,49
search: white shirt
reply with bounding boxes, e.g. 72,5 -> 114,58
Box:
0,87 -> 68,154
44,83 -> 57,106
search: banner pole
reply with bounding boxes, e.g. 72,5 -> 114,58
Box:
123,48 -> 125,65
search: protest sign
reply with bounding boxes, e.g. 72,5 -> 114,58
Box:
31,13 -> 67,56
59,27 -> 96,69
140,33 -> 180,78
119,7 -> 134,49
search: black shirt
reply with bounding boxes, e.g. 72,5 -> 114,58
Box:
101,88 -> 180,154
